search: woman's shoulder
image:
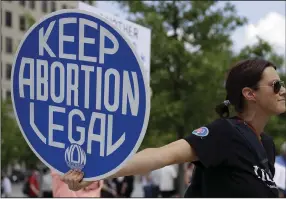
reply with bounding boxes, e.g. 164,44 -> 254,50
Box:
185,118 -> 234,140
203,117 -> 235,134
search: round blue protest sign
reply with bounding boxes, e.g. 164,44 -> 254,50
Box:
11,9 -> 150,180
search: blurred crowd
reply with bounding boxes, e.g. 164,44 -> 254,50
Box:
1,142 -> 285,198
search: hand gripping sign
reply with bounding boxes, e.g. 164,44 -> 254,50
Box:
11,10 -> 150,181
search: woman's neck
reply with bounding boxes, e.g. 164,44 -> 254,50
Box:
237,109 -> 270,135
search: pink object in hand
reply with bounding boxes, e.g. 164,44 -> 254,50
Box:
51,170 -> 103,197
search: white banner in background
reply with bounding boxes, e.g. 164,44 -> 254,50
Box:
77,2 -> 152,84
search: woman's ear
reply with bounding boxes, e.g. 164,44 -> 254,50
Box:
242,87 -> 256,102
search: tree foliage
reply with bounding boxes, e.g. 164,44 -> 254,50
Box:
1,100 -> 39,169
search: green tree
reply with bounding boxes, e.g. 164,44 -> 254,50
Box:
24,13 -> 36,29
1,100 -> 39,169
233,37 -> 284,66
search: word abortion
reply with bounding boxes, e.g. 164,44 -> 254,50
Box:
19,58 -> 139,116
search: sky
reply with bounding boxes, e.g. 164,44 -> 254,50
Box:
95,1 -> 285,58
230,1 -> 285,55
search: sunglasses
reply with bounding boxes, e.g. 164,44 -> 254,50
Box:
272,80 -> 285,94
258,80 -> 285,94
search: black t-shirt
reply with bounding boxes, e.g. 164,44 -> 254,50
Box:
183,117 -> 279,198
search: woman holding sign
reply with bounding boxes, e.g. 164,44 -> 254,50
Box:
61,58 -> 286,197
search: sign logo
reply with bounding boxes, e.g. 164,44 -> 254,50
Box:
65,144 -> 87,170
11,10 -> 150,180
192,127 -> 209,137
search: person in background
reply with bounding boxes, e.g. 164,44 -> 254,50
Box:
101,179 -> 118,198
274,142 -> 286,197
41,168 -> 53,197
1,178 -> 3,196
142,173 -> 154,197
150,169 -> 161,197
120,176 -> 134,197
113,177 -> 125,197
184,163 -> 194,187
159,165 -> 178,198
28,165 -> 40,198
51,169 -> 103,197
1,172 -> 12,197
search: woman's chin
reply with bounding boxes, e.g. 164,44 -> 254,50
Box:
277,105 -> 286,114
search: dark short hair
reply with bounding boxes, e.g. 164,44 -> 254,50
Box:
216,58 -> 277,117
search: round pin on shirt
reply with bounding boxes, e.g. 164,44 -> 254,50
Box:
192,127 -> 209,137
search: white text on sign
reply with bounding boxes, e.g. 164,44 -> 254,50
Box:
39,18 -> 118,63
